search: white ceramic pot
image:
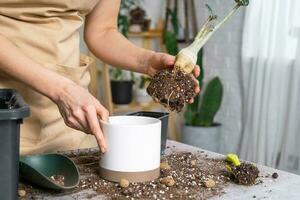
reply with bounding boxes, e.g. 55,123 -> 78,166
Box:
100,116 -> 161,182
181,124 -> 221,153
134,88 -> 152,105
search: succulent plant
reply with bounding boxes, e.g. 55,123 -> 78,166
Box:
183,49 -> 222,127
184,73 -> 223,127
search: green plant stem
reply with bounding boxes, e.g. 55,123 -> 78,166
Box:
186,4 -> 241,56
195,15 -> 215,40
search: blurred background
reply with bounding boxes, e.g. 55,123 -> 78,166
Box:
80,0 -> 300,175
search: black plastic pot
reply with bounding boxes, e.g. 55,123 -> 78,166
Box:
127,111 -> 169,154
0,89 -> 30,200
111,81 -> 133,105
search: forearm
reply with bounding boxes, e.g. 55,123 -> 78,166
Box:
85,28 -> 153,74
0,34 -> 71,101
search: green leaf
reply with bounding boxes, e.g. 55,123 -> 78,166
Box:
164,31 -> 179,56
195,77 -> 223,126
167,8 -> 179,35
184,106 -> 196,126
196,49 -> 204,88
118,14 -> 129,37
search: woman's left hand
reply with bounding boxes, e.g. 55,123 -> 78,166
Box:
145,52 -> 201,103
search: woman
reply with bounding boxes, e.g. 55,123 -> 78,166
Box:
0,0 -> 199,155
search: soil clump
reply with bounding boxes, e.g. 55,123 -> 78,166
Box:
147,69 -> 196,112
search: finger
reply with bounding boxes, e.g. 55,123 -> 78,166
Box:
195,86 -> 200,94
65,116 -> 87,132
188,74 -> 200,96
158,53 -> 175,67
190,74 -> 199,87
96,105 -> 109,122
72,110 -> 90,133
147,67 -> 157,77
93,97 -> 109,122
193,65 -> 200,77
189,98 -> 194,104
86,107 -> 107,152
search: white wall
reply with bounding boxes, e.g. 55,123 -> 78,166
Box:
142,0 -> 165,29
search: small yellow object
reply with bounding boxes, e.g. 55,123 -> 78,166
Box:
160,162 -> 171,170
226,153 -> 241,167
225,164 -> 233,173
119,178 -> 130,188
160,176 -> 176,187
190,160 -> 197,166
204,179 -> 216,188
18,189 -> 26,197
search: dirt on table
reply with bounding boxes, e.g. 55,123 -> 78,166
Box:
19,149 -> 269,200
20,149 -> 230,199
74,151 -> 230,200
272,172 -> 279,179
147,69 -> 196,112
229,163 -> 260,185
50,175 -> 65,186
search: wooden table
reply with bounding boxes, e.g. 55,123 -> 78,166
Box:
23,141 -> 300,200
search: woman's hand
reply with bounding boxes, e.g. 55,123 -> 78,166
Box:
145,52 -> 201,103
53,81 -> 109,153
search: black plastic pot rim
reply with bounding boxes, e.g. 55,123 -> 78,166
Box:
0,89 -> 30,120
184,122 -> 222,128
110,80 -> 134,83
127,111 -> 169,119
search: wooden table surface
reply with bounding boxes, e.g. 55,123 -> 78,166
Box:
23,141 -> 300,200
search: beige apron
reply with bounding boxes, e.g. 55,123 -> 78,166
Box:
0,0 -> 99,155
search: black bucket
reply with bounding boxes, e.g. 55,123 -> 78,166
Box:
111,81 -> 133,105
127,111 -> 169,154
0,89 -> 30,200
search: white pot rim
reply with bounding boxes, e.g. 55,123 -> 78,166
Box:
101,116 -> 161,128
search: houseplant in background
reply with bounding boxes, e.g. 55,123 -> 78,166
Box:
181,51 -> 224,153
118,0 -> 138,37
110,68 -> 134,105
163,6 -> 179,56
134,75 -> 152,105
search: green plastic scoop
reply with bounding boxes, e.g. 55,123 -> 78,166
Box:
19,154 -> 80,190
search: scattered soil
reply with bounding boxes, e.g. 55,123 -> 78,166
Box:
20,149 -> 276,199
74,151 -> 229,199
50,175 -> 65,186
229,163 -> 260,185
20,150 -> 230,199
119,179 -> 130,188
18,189 -> 26,197
272,172 -> 279,179
147,69 -> 196,112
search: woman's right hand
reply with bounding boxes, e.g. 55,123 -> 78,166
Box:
53,81 -> 109,153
